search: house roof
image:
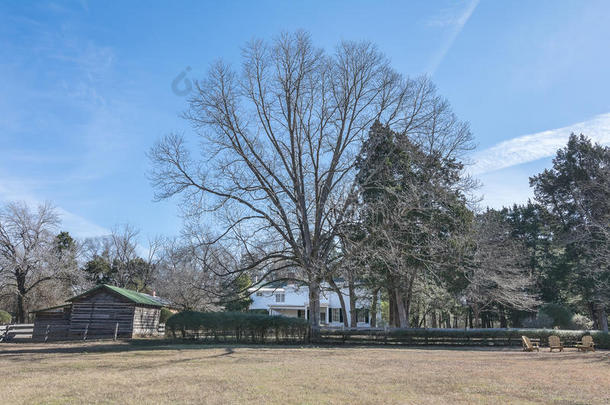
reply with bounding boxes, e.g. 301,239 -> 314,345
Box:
67,284 -> 164,307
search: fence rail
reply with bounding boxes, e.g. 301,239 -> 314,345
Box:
315,327 -> 610,349
1,322 -> 166,343
0,324 -> 34,342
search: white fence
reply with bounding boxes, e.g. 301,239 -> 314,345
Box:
0,324 -> 34,342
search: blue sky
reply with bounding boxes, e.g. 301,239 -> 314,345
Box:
1,0 -> 610,240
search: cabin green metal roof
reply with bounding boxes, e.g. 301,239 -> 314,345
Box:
67,284 -> 163,307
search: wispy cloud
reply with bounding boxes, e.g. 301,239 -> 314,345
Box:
427,0 -> 480,74
470,112 -> 610,175
0,175 -> 109,238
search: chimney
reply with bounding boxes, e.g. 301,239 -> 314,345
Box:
152,290 -> 156,297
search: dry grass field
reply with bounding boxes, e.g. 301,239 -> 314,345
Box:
2,341 -> 609,405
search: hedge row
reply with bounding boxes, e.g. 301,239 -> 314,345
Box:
318,327 -> 610,349
165,311 -> 309,343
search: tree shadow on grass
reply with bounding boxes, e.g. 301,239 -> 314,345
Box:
517,350 -> 610,364
0,339 -> 319,358
5,339 -> 604,359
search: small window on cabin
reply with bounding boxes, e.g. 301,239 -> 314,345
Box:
331,308 -> 340,322
256,292 -> 263,296
275,293 -> 285,303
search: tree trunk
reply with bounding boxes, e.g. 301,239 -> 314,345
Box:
394,290 -> 409,328
328,279 -> 349,327
404,298 -> 411,327
472,306 -> 481,328
388,288 -> 395,327
16,292 -> 26,323
594,301 -> 608,332
308,280 -> 321,340
499,307 -> 508,328
431,311 -> 437,328
16,273 -> 27,323
348,279 -> 357,328
412,302 -> 420,327
370,287 -> 380,328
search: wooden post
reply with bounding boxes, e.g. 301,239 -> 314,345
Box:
44,324 -> 50,343
114,322 -> 119,341
83,323 -> 89,341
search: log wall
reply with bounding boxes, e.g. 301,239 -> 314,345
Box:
133,306 -> 161,336
69,291 -> 136,339
33,308 -> 71,341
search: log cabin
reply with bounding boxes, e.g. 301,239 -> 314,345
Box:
32,284 -> 168,341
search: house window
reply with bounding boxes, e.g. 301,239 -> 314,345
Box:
256,292 -> 263,296
275,293 -> 285,303
331,308 -> 341,323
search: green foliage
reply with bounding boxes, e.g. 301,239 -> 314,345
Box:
83,256 -> 114,284
165,311 -> 308,343
159,307 -> 173,324
54,231 -> 76,252
247,309 -> 269,315
503,203 -> 568,303
83,255 -> 154,291
522,312 -> 553,329
0,310 -> 11,324
538,303 -> 573,329
530,134 -> 610,329
222,274 -> 253,312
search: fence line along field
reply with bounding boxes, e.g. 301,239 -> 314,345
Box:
1,341 -> 608,405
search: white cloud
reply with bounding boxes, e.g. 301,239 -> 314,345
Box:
55,207 -> 110,238
0,175 -> 109,239
427,0 -> 480,74
470,112 -> 610,175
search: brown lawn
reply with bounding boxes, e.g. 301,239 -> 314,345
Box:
1,341 -> 609,405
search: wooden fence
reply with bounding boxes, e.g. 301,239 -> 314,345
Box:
0,324 -> 34,342
315,327 -> 608,348
1,323 -> 166,343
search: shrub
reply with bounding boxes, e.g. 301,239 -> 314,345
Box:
0,310 -> 11,324
539,304 -> 573,329
522,312 -> 553,329
247,309 -> 269,315
571,313 -> 593,330
159,308 -> 173,324
165,311 -> 308,343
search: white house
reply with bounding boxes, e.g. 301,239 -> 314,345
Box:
248,282 -> 380,327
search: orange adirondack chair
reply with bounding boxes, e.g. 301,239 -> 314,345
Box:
548,335 -> 563,352
575,335 -> 595,352
522,336 -> 539,352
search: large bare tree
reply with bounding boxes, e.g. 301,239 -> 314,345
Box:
149,31 -> 424,336
0,202 -> 78,322
153,237 -> 228,311
464,210 -> 539,327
